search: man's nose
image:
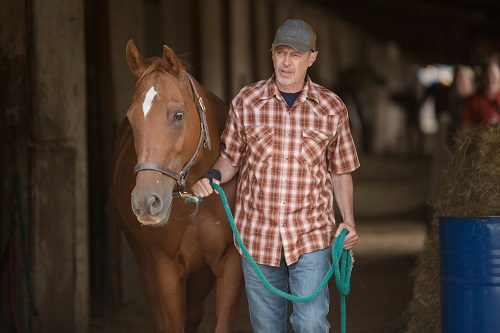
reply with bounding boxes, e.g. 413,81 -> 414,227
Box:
283,54 -> 292,65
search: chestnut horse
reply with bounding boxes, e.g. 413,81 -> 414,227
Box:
112,40 -> 242,332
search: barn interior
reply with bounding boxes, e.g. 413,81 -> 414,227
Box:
1,0 -> 499,332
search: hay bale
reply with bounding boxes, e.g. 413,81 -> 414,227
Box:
405,124 -> 500,332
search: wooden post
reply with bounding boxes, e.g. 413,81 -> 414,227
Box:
30,0 -> 89,331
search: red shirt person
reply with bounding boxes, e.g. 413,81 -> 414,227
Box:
461,56 -> 500,127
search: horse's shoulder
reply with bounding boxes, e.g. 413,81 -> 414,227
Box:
195,214 -> 233,257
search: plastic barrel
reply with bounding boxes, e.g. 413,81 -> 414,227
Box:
439,216 -> 500,333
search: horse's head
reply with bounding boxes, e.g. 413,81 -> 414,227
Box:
125,40 -> 209,226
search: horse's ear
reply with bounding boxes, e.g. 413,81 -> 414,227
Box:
162,45 -> 184,76
126,39 -> 147,78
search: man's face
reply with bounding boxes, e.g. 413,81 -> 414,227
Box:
272,45 -> 317,92
455,72 -> 475,98
485,60 -> 500,94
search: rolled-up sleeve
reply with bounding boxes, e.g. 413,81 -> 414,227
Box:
220,101 -> 246,167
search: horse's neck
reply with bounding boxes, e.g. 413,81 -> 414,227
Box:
196,85 -> 227,134
190,80 -> 226,175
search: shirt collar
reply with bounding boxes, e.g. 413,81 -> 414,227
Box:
261,74 -> 321,106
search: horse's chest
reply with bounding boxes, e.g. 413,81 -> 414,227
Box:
143,222 -> 203,266
145,218 -> 228,273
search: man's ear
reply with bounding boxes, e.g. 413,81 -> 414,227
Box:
309,51 -> 318,67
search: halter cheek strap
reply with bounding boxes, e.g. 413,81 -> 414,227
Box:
187,74 -> 212,150
133,74 -> 211,192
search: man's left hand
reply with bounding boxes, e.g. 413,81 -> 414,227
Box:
335,222 -> 358,250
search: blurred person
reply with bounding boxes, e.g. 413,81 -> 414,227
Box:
427,66 -> 475,205
391,89 -> 424,155
449,65 -> 476,134
460,56 -> 500,128
192,19 -> 360,333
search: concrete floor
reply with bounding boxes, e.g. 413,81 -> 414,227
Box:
91,154 -> 432,333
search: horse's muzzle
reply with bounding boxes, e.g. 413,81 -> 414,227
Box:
131,187 -> 172,226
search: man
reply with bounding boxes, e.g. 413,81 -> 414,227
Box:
460,55 -> 500,127
448,65 -> 476,134
192,19 -> 360,332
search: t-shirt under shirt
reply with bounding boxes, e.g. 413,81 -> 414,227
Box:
281,91 -> 302,107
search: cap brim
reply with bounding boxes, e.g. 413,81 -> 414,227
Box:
271,39 -> 310,53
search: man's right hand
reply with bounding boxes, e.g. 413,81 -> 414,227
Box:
191,169 -> 221,197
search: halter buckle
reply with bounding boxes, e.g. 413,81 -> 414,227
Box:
198,96 -> 206,112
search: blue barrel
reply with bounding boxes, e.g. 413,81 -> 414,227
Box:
439,217 -> 500,333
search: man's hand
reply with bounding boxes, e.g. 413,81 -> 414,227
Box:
191,169 -> 221,198
335,222 -> 358,250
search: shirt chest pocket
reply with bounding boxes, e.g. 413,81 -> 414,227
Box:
245,126 -> 274,161
301,129 -> 333,166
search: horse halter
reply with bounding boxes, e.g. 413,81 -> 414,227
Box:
133,74 -> 212,194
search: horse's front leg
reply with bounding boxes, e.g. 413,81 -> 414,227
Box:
213,246 -> 244,333
154,258 -> 186,333
119,227 -> 167,333
185,265 -> 216,333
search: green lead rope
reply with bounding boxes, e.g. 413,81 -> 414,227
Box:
209,183 -> 352,333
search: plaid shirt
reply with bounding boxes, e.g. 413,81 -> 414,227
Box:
220,75 -> 360,267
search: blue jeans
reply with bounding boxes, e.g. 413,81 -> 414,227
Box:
241,248 -> 331,333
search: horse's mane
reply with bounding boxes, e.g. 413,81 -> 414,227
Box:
137,55 -> 193,87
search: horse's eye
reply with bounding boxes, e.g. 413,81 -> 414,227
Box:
174,111 -> 184,121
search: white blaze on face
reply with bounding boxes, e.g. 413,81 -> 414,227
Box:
142,86 -> 158,118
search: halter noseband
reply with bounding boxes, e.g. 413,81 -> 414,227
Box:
133,74 -> 211,194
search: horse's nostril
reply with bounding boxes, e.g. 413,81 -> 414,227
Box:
148,194 -> 162,215
131,196 -> 140,215
131,192 -> 163,217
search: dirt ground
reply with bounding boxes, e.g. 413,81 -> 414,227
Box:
91,154 -> 432,333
